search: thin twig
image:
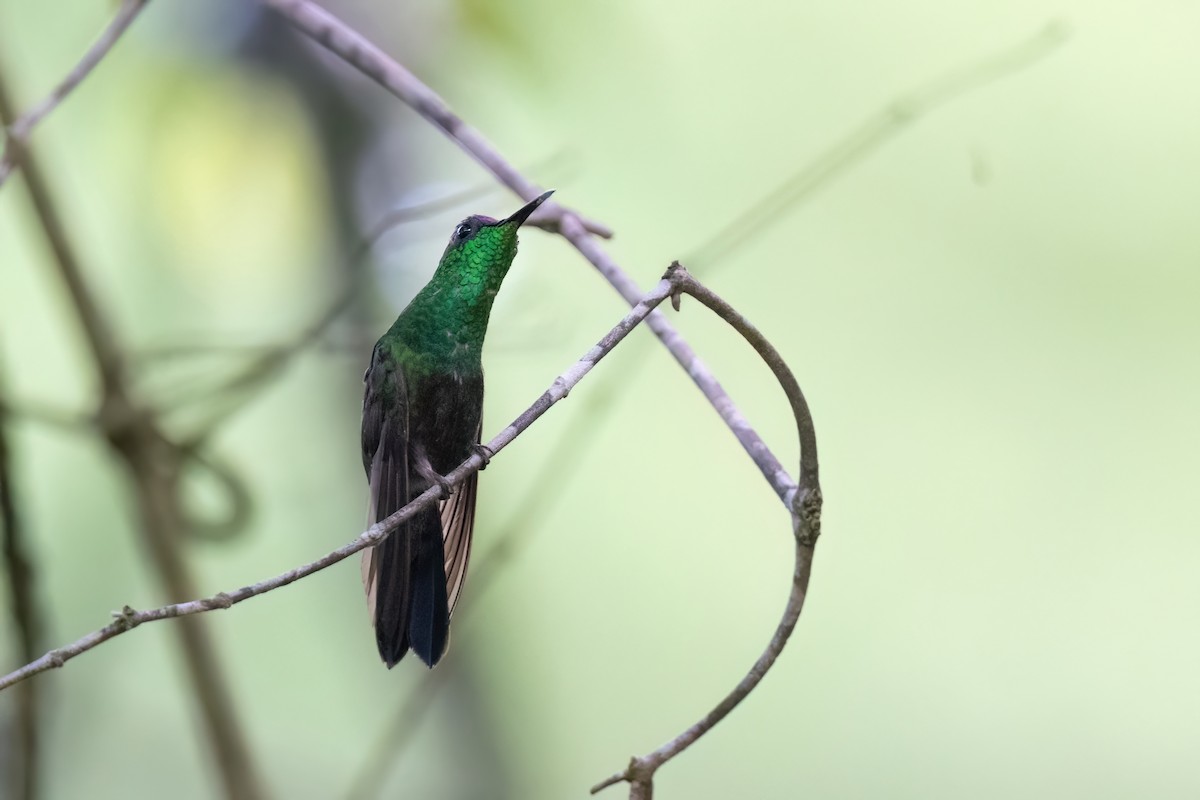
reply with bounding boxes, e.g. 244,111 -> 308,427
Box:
592,266 -> 823,797
0,362 -> 45,800
0,64 -> 267,800
0,273 -> 678,692
682,22 -> 1068,273
0,0 -> 150,189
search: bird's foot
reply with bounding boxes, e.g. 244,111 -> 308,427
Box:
415,458 -> 454,499
433,474 -> 453,499
470,443 -> 495,470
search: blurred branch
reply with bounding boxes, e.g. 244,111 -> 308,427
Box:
0,64 -> 267,800
0,364 -> 46,800
0,0 -> 149,189
590,266 -> 822,797
346,670 -> 443,800
177,445 -> 256,543
2,400 -> 93,432
684,21 -> 1069,273
259,0 -> 796,510
0,270 -> 683,692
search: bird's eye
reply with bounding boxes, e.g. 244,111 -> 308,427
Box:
455,223 -> 473,240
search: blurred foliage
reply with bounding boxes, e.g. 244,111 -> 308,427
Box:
2,0 -> 1199,799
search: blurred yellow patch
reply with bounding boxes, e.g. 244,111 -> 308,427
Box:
145,67 -> 329,311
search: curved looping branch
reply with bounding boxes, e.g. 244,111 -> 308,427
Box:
177,445 -> 256,543
672,268 -> 820,524
0,275 -> 678,693
591,263 -> 822,799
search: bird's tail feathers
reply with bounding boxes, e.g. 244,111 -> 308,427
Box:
368,503 -> 449,668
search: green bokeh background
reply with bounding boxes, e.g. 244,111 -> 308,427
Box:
2,0 -> 1198,798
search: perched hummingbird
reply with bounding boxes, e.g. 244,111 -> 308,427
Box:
360,190 -> 553,668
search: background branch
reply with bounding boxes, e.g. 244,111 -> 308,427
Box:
0,60 -> 267,800
0,0 -> 149,189
682,22 -> 1068,273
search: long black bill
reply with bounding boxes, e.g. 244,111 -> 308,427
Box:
502,190 -> 555,227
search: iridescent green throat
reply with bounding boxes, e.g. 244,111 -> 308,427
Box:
386,220 -> 521,369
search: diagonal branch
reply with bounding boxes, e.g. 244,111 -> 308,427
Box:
257,0 -> 797,509
0,271 -> 680,692
0,0 -> 150,190
593,265 -> 823,798
682,22 -> 1068,273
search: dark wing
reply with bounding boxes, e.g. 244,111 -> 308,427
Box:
440,416 -> 480,617
360,345 -> 411,629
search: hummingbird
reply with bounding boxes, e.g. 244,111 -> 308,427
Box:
360,190 -> 554,668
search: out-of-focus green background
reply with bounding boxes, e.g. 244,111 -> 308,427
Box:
2,0 -> 1198,798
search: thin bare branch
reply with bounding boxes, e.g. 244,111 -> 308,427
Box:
0,273 -> 678,692
682,22 -> 1069,273
261,0 -> 609,237
592,266 -> 823,798
0,0 -> 150,189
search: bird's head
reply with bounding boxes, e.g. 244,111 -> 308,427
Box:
441,190 -> 554,265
